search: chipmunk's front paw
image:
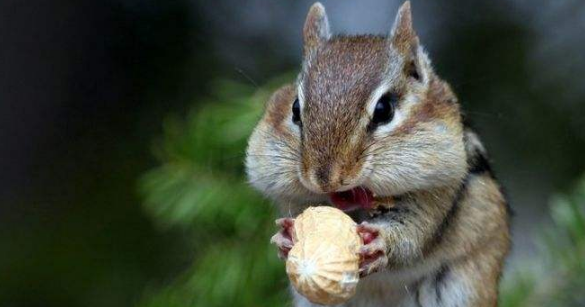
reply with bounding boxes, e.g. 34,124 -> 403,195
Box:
357,222 -> 389,277
270,218 -> 294,260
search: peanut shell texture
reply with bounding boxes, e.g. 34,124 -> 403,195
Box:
286,206 -> 363,305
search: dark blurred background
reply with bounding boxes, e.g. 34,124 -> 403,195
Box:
1,0 -> 584,306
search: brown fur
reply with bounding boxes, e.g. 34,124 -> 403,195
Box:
246,2 -> 510,306
301,35 -> 390,191
265,84 -> 296,136
392,79 -> 459,136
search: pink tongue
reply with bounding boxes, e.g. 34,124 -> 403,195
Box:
329,187 -> 374,212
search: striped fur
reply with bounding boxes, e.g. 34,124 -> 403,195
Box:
246,2 -> 510,306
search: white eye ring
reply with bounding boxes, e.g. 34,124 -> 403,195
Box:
367,81 -> 393,115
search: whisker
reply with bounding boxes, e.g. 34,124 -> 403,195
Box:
248,170 -> 298,185
257,130 -> 301,159
234,67 -> 259,88
246,154 -> 300,163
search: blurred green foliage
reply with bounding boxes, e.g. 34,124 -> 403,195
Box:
139,78 -> 584,307
138,78 -> 293,307
501,178 -> 585,307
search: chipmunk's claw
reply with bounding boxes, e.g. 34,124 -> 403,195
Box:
357,222 -> 389,277
270,218 -> 294,260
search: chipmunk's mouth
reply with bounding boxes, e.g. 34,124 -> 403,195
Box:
329,186 -> 374,212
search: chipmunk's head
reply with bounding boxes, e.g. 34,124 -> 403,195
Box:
247,2 -> 467,208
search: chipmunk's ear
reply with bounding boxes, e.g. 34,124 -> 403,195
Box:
303,2 -> 330,57
390,1 -> 419,54
390,1 -> 430,82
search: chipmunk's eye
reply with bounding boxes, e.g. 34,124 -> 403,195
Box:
292,98 -> 301,125
371,93 -> 397,128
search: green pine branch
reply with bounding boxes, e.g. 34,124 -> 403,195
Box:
137,78 -> 293,307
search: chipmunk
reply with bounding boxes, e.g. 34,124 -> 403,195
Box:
246,2 -> 511,306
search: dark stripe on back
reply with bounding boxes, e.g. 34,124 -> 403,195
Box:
424,174 -> 470,255
464,131 -> 514,218
468,148 -> 493,175
437,175 -> 469,238
462,118 -> 490,175
434,264 -> 450,305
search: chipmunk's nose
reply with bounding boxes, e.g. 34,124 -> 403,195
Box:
308,164 -> 342,193
314,166 -> 332,189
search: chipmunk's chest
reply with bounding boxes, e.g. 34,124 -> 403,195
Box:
343,272 -> 421,307
292,270 -> 430,307
341,263 -> 470,307
311,262 -> 447,307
